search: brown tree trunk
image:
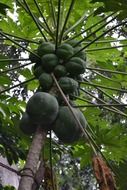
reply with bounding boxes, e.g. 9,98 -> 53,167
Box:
18,127 -> 47,190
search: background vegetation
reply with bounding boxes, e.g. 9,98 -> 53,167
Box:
0,0 -> 127,189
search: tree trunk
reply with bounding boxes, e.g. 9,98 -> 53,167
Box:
18,127 -> 47,190
32,159 -> 45,190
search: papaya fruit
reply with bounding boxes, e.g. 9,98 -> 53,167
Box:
55,92 -> 66,106
41,53 -> 59,73
67,39 -> 81,47
65,57 -> 86,76
69,88 -> 80,100
53,106 -> 86,143
54,65 -> 67,78
37,42 -> 55,56
19,112 -> 37,135
29,50 -> 41,64
58,77 -> 78,94
74,47 -> 86,61
39,73 -> 53,91
75,74 -> 83,81
26,92 -> 59,126
33,64 -> 44,78
56,43 -> 74,60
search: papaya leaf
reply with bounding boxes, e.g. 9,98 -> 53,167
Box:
0,3 -> 11,15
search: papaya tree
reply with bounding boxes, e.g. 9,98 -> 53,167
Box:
0,0 -> 127,189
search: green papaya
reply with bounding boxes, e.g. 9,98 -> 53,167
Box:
55,92 -> 65,106
41,53 -> 59,73
75,74 -> 83,81
58,77 -> 78,94
65,57 -> 86,76
67,39 -> 81,47
56,43 -> 74,60
74,47 -> 86,61
37,42 -> 55,56
39,73 -> 53,91
69,89 -> 80,100
53,106 -> 86,143
33,64 -> 44,78
26,92 -> 59,126
19,112 -> 37,135
54,65 -> 67,78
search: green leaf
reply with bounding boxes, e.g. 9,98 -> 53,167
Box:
0,75 -> 12,86
0,3 -> 11,15
27,79 -> 39,91
0,54 -> 9,68
112,161 -> 127,190
72,143 -> 92,168
19,68 -> 33,79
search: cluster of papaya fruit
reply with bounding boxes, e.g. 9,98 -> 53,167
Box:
19,40 -> 87,144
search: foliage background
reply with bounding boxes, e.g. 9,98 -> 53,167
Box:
0,0 -> 127,189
